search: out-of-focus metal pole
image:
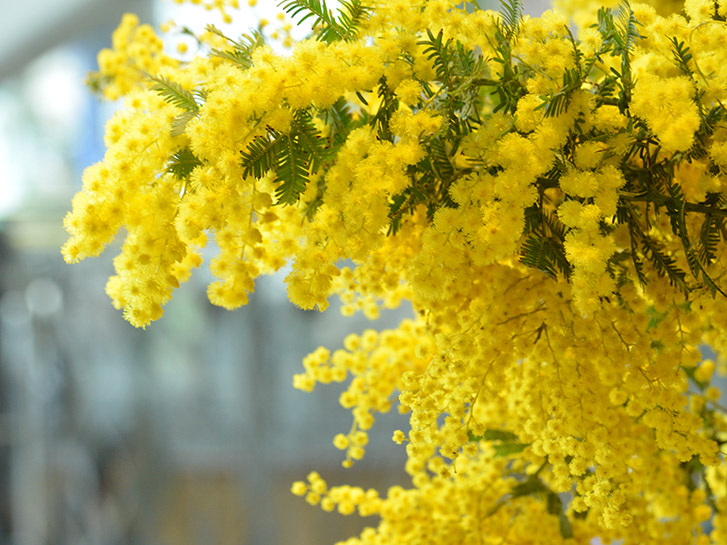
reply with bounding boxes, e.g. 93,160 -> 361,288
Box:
1,290 -> 46,545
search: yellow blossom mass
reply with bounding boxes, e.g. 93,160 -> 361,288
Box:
64,0 -> 727,543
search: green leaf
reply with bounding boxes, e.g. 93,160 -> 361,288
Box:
595,1 -> 643,106
537,67 -> 582,118
481,4 -> 527,115
275,135 -> 309,204
519,224 -> 572,281
337,0 -> 370,40
370,76 -> 398,142
167,148 -> 203,180
291,108 -> 327,173
320,97 -> 356,147
547,491 -> 574,539
626,203 -> 689,294
640,235 -> 689,294
498,0 -> 523,40
697,213 -> 722,266
493,442 -> 528,457
511,476 -> 548,498
559,512 -> 574,538
206,25 -> 264,70
646,305 -> 669,331
483,429 -> 519,441
682,364 -> 707,391
171,110 -> 197,137
148,75 -> 200,112
520,234 -> 559,279
279,0 -> 369,43
419,29 -> 456,86
629,229 -> 647,286
615,0 -> 643,53
427,137 -> 455,182
546,492 -> 562,516
240,120 -> 313,205
665,179 -> 726,296
241,130 -> 284,179
669,35 -> 694,78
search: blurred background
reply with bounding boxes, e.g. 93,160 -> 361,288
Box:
0,1 -> 558,544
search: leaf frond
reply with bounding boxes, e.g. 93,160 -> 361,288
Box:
520,234 -> 559,279
275,136 -> 309,204
241,130 -> 283,179
669,36 -> 694,78
207,25 -> 265,69
499,0 -> 523,40
167,148 -> 203,180
148,75 -> 200,112
291,108 -> 327,173
171,110 -> 197,137
279,0 -> 369,42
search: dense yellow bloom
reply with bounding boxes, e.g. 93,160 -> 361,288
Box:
65,1 -> 727,543
630,73 -> 700,154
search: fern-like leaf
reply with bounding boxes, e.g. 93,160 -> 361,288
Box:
520,234 -> 559,279
279,0 -> 368,43
320,97 -> 355,147
206,25 -> 264,69
387,191 -> 410,235
171,110 -> 196,137
148,75 -> 200,112
167,148 -> 203,180
419,29 -> 456,86
697,214 -> 722,265
625,210 -> 648,285
371,76 -> 398,142
640,235 -> 689,294
540,210 -> 568,241
275,137 -> 309,204
427,138 -> 455,182
686,247 -> 723,296
669,36 -> 694,78
538,67 -> 582,118
291,109 -> 327,173
499,0 -> 523,40
615,0 -> 643,53
241,130 -> 283,179
664,180 -> 726,296
336,0 -> 370,40
596,1 -> 642,106
240,110 -> 326,205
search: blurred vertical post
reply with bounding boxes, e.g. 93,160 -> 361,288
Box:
1,289 -> 46,544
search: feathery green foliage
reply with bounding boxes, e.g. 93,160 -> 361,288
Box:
171,110 -> 196,137
148,75 -> 205,136
478,0 -> 527,115
499,0 -> 523,41
595,1 -> 642,107
240,108 -> 329,205
206,24 -> 264,69
370,76 -> 399,142
420,29 -> 457,87
279,0 -> 369,42
275,135 -> 310,204
148,75 -> 201,112
241,130 -> 283,180
167,148 -> 203,180
669,36 -> 694,78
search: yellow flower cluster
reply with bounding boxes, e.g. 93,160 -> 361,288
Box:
631,74 -> 700,154
173,0 -> 241,24
92,14 -> 177,100
65,0 -> 727,543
